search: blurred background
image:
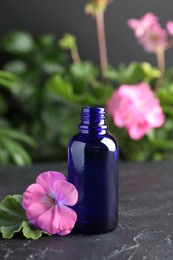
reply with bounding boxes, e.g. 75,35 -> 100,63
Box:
0,0 -> 173,165
1,0 -> 173,66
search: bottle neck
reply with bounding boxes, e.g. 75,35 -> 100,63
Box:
79,106 -> 108,135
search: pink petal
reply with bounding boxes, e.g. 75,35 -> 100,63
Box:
113,113 -> 125,127
166,21 -> 173,35
37,204 -> 77,235
127,19 -> 139,30
53,180 -> 78,206
106,82 -> 165,140
146,105 -> 165,127
127,121 -> 149,140
142,13 -> 158,27
36,171 -> 66,192
128,13 -> 168,52
58,229 -> 72,236
53,204 -> 77,233
22,183 -> 47,210
26,202 -> 51,225
37,207 -> 55,234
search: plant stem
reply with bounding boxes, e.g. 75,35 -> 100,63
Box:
71,45 -> 81,63
95,10 -> 108,78
155,48 -> 165,91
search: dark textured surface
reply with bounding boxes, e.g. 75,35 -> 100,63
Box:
0,162 -> 173,260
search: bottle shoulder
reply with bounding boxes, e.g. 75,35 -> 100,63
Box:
68,132 -> 118,151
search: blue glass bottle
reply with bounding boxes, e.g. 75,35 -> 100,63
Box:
68,106 -> 119,234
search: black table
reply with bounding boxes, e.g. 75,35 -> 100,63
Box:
0,162 -> 173,260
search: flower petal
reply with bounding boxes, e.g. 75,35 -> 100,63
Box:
167,21 -> 173,35
36,171 -> 66,192
128,121 -> 149,140
25,202 -> 51,225
107,82 -> 165,140
53,205 -> 77,234
37,207 -> 55,234
128,13 -> 168,52
53,180 -> 78,206
37,204 -> 77,235
58,229 -> 72,236
22,183 -> 47,211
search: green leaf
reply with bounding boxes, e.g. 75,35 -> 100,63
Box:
1,31 -> 35,55
0,195 -> 27,238
158,84 -> 173,107
0,70 -> 19,80
0,136 -> 32,166
42,61 -> 64,74
104,66 -> 119,81
0,127 -> 35,165
70,61 -> 98,81
107,62 -> 159,85
37,34 -> 55,48
141,62 -> 160,79
163,106 -> 173,116
85,83 -> 113,106
46,74 -> 74,99
3,60 -> 27,75
0,127 -> 36,147
149,139 -> 173,150
0,70 -> 23,94
22,221 -> 49,240
0,195 -> 50,239
0,70 -> 20,86
45,74 -> 87,103
119,62 -> 144,84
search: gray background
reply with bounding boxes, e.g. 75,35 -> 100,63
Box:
0,0 -> 173,67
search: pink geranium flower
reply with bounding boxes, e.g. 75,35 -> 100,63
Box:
128,12 -> 158,37
107,82 -> 165,140
128,13 -> 168,53
22,171 -> 78,236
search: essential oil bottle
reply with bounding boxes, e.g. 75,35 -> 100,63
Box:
68,106 -> 119,234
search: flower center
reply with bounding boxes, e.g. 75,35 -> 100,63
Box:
48,196 -> 56,205
42,195 -> 56,206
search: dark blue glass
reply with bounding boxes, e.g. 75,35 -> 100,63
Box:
68,106 -> 119,234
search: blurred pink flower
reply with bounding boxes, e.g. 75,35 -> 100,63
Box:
22,171 -> 78,236
128,13 -> 168,53
128,13 -> 158,37
107,82 -> 165,140
166,21 -> 173,36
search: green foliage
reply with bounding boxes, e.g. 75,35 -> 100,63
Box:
0,128 -> 36,165
104,62 -> 173,161
0,30 -> 173,163
105,62 -> 160,85
0,31 -> 68,164
0,195 -> 49,239
0,30 -> 114,164
0,69 -> 35,165
46,72 -> 112,106
108,116 -> 173,162
70,61 -> 98,80
1,31 -> 35,55
0,70 -> 22,94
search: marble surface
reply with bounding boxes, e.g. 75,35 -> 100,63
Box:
0,162 -> 173,260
